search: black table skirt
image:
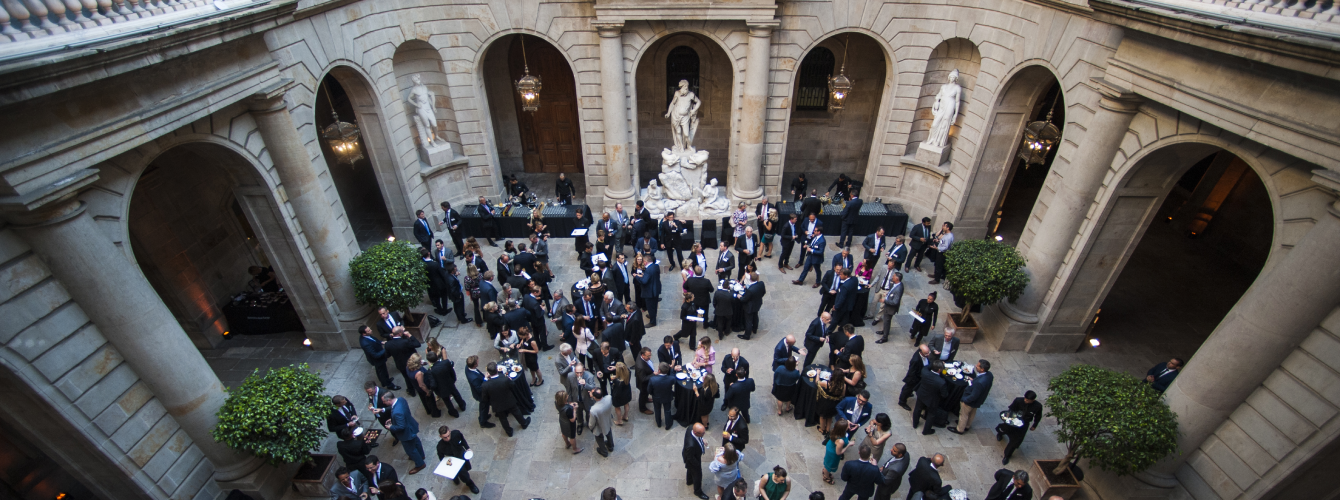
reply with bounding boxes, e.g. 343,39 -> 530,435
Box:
459,205 -> 587,239
792,365 -> 826,428
777,203 -> 909,237
850,289 -> 870,327
512,373 -> 536,415
674,382 -> 705,427
929,376 -> 969,427
222,299 -> 304,335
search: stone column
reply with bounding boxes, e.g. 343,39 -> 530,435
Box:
1001,79 -> 1142,325
1143,171 -> 1340,483
7,196 -> 262,484
248,83 -> 367,342
597,22 -> 635,201
732,21 -> 776,201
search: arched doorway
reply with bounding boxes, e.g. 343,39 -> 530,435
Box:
316,74 -> 397,249
634,32 -> 736,190
1039,143 -> 1274,356
783,32 -> 888,200
127,142 -> 308,348
482,34 -> 584,199
956,66 -> 1064,241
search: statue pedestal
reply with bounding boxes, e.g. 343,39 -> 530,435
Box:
642,147 -> 729,222
418,141 -> 470,208
418,141 -> 463,167
914,142 -> 951,167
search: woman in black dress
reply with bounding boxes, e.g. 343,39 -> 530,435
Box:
535,262 -> 556,310
909,291 -> 940,346
518,329 -> 542,386
611,362 -> 633,424
815,372 -> 846,438
772,358 -> 801,415
596,230 -> 614,261
696,373 -> 720,426
573,208 -> 592,259
579,243 -> 595,276
556,391 -> 583,454
676,292 -> 697,341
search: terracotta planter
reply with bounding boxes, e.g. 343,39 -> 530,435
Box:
404,312 -> 428,341
291,453 -> 336,497
948,312 -> 980,343
1032,460 -> 1082,500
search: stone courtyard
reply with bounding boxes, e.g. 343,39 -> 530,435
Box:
203,237 -> 1168,500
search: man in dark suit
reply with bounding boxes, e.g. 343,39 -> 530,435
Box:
839,444 -> 886,500
478,277 -> 499,309
381,392 -> 427,474
412,210 -> 434,252
794,226 -> 826,286
837,324 -> 864,370
514,245 -> 538,275
435,425 -> 480,494
773,335 -> 800,369
912,361 -> 948,435
873,443 -> 910,500
384,327 -> 421,397
714,241 -> 736,282
480,362 -> 530,437
659,212 -> 685,271
1144,357 -> 1183,393
634,348 -> 656,414
898,345 -> 931,410
475,196 -> 499,246
985,469 -> 1033,500
327,395 -> 360,433
755,198 -> 774,224
778,214 -> 800,272
738,273 -> 765,340
832,269 -> 858,328
930,327 -> 960,362
636,257 -> 662,326
836,391 -> 873,440
635,230 -> 659,259
685,273 -> 713,314
374,307 -> 404,340
721,367 -> 755,423
683,423 -> 709,499
905,217 -> 934,272
906,454 -> 950,500
721,407 -> 749,450
364,382 -> 393,430
422,248 -> 451,315
887,235 -> 908,271
610,253 -> 634,304
817,265 -> 842,317
801,190 -> 822,219
803,313 -> 831,367
838,191 -> 863,248
997,391 -> 1043,465
720,348 -> 749,389
831,247 -> 856,276
426,348 -> 466,418
827,321 -> 849,368
735,226 -> 760,280
362,455 -> 400,500
444,264 -> 470,324
522,288 -> 551,350
463,356 -> 495,428
359,326 -> 399,390
712,281 -> 735,340
657,335 -> 684,369
623,303 -> 646,355
496,253 -> 515,288
439,201 -> 464,256
861,227 -> 886,265
949,359 -> 993,435
650,362 -> 677,430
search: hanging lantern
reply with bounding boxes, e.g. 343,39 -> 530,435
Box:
515,36 -> 542,112
828,35 -> 853,112
320,82 -> 363,166
1018,91 -> 1061,166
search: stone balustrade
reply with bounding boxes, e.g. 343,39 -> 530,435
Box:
1204,0 -> 1340,23
0,0 -> 220,44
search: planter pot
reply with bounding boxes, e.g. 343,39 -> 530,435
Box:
1032,460 -> 1081,500
948,312 -> 980,344
291,454 -> 337,497
404,312 -> 428,341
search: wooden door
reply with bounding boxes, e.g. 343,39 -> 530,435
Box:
509,36 -> 584,174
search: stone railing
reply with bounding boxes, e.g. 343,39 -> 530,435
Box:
0,0 -> 220,44
1199,0 -> 1340,23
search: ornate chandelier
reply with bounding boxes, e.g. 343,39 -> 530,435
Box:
828,35 -> 853,112
320,82 -> 363,165
515,36 -> 542,112
1018,90 -> 1061,167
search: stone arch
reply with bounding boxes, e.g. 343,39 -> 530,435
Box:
777,29 -> 896,204
954,63 -> 1064,239
82,133 -> 340,349
321,63 -> 415,239
632,30 -> 740,190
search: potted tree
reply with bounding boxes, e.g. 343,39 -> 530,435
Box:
212,363 -> 333,497
1039,364 -> 1180,500
349,240 -> 429,339
942,239 -> 1028,343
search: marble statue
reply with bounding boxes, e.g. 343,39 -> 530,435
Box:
665,79 -> 702,153
925,69 -> 962,149
407,74 -> 439,146
700,178 -> 729,215
646,179 -> 665,217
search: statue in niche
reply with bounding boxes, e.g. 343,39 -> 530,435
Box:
407,74 -> 439,146
700,178 -> 729,215
924,69 -> 962,149
665,79 -> 702,153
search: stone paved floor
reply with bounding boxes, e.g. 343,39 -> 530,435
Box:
202,236 -> 1175,500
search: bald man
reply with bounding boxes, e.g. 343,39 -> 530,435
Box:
773,335 -> 800,370
683,423 -> 709,499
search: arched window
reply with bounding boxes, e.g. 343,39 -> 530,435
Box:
795,47 -> 835,110
666,46 -> 700,107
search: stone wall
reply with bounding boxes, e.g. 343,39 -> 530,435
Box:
781,34 -> 886,190
634,31 -> 738,189
0,226 -> 219,500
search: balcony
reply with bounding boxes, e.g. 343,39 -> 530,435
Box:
0,0 -> 266,56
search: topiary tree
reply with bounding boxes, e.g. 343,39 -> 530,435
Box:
349,240 -> 427,315
943,239 -> 1028,325
212,363 -> 329,465
1045,364 -> 1180,476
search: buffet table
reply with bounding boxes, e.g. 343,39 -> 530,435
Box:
777,202 -> 909,237
458,204 -> 587,239
221,291 -> 304,335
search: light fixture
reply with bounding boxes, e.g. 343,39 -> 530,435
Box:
388,236 -> 396,242
1018,89 -> 1061,166
303,338 -> 313,350
1089,338 -> 1101,348
994,235 -> 1004,242
515,36 -> 542,112
320,82 -> 364,165
827,35 -> 853,112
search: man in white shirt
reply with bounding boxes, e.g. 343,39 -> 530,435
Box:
928,222 -> 955,285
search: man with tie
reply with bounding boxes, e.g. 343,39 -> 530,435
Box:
839,444 -> 885,500
794,226 -> 826,286
463,356 -> 495,428
772,335 -> 800,370
610,250 -> 633,306
887,235 -> 908,271
873,444 -> 910,500
381,392 -> 427,474
612,203 -> 631,252
439,201 -> 464,257
720,348 -> 749,390
374,307 -> 404,340
861,227 -> 886,266
873,268 -> 903,344
905,217 -> 934,272
359,326 -> 399,390
624,302 -> 647,355
930,327 -> 960,362
660,211 -> 685,271
836,391 -> 873,440
634,347 -> 656,414
778,214 -> 800,272
912,361 -> 949,435
1144,357 -> 1183,393
715,241 -> 736,282
838,191 -> 863,248
412,210 -> 434,252
475,196 -> 499,246
362,456 -> 400,500
651,362 -> 678,430
330,466 -> 369,500
802,212 -> 823,247
898,345 -> 931,411
985,470 -> 1033,500
599,211 -> 620,253
906,454 -> 950,500
817,265 -> 843,317
657,335 -> 684,370
327,395 -> 360,434
949,359 -> 993,435
738,273 -> 766,340
636,256 -> 663,326
421,248 -> 451,315
832,268 -> 858,328
683,423 -> 710,499
831,247 -> 855,276
712,280 -> 735,341
735,226 -> 759,280
433,239 -> 454,267
722,407 -> 749,450
802,313 -> 831,367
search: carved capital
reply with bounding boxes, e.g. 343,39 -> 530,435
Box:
246,78 -> 297,114
1092,77 -> 1142,114
593,21 -> 624,38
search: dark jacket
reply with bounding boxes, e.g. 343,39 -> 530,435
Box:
906,457 -> 945,500
842,198 -> 863,224
465,368 -> 486,401
722,377 -> 754,410
1146,362 -> 1180,393
773,338 -> 799,369
722,416 -> 749,447
360,334 -> 389,364
712,289 -> 735,319
480,374 -> 519,413
327,403 -> 359,432
685,277 -> 713,309
916,367 -> 949,407
903,351 -> 929,383
336,438 -> 371,468
658,343 -> 683,367
436,429 -> 473,474
874,455 -> 910,500
650,373 -> 676,402
683,427 -> 707,464
1008,397 -> 1044,430
862,232 -> 886,261
384,336 -> 422,372
834,277 -> 858,311
985,469 -> 1033,500
801,196 -> 822,217
961,371 -> 993,408
930,336 -> 960,362
636,262 -> 662,299
413,217 -> 434,246
804,318 -> 829,351
429,358 -> 459,394
741,282 -> 766,314
375,311 -> 405,339
840,460 -> 886,498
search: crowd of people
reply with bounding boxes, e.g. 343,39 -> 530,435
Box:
336,181 -> 1057,500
